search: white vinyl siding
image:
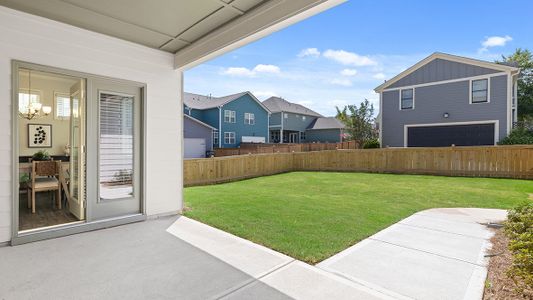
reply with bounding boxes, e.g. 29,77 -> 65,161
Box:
224,110 -> 236,123
224,132 -> 235,144
244,112 -> 255,125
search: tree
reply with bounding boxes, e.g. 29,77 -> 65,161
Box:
497,48 -> 533,121
336,99 -> 377,142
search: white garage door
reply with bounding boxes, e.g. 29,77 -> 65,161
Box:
184,138 -> 206,159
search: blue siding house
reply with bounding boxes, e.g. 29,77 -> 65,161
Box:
263,97 -> 344,143
184,91 -> 270,148
375,53 -> 520,147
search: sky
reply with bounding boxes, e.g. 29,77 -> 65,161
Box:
184,0 -> 533,117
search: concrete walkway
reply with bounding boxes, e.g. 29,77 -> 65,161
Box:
318,208 -> 507,300
0,208 -> 506,300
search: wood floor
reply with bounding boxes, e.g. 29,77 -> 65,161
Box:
19,192 -> 80,231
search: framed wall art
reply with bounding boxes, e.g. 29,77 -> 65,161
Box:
28,124 -> 52,148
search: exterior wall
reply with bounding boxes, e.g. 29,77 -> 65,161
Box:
184,105 -> 204,121
183,117 -> 213,151
0,7 -> 182,243
388,59 -> 502,89
219,94 -> 269,148
281,112 -> 317,132
305,129 -> 341,143
199,107 -> 220,129
381,75 -> 509,147
269,112 -> 282,126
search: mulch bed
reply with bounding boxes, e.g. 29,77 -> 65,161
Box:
483,228 -> 533,299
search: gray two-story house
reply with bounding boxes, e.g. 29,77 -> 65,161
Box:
375,53 -> 520,147
263,97 -> 344,143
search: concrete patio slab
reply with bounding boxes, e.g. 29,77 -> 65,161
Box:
371,223 -> 489,265
0,216 -> 289,300
399,214 -> 493,239
318,208 -> 506,300
170,217 -> 392,300
166,216 -> 293,278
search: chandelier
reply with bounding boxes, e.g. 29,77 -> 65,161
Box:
19,69 -> 52,120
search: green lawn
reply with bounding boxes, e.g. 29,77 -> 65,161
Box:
184,172 -> 532,264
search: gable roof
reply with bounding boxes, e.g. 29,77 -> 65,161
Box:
262,97 -> 323,117
374,52 -> 520,92
307,117 -> 344,130
184,114 -> 216,130
184,91 -> 270,113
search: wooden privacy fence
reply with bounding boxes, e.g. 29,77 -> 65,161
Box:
184,145 -> 533,186
214,141 -> 359,157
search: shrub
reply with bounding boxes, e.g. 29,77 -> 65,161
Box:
504,203 -> 533,289
498,127 -> 533,145
362,139 -> 380,149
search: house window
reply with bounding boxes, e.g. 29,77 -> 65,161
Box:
224,132 -> 235,144
213,131 -> 219,146
300,132 -> 306,140
18,89 -> 41,114
224,110 -> 236,123
54,92 -> 70,120
244,112 -> 255,125
284,113 -> 288,118
400,89 -> 414,110
471,79 -> 489,103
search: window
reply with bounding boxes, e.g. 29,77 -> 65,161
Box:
300,132 -> 306,140
224,132 -> 235,144
284,113 -> 288,118
18,89 -> 41,114
302,116 -> 306,121
213,131 -> 219,146
54,92 -> 71,120
471,79 -> 489,103
400,89 -> 414,110
244,113 -> 255,125
99,92 -> 134,200
224,110 -> 236,123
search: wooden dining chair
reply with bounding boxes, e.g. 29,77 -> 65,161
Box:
27,160 -> 62,214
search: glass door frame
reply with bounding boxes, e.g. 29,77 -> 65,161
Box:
11,61 -> 147,245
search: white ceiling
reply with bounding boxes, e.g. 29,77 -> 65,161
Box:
0,0 -> 268,53
0,0 -> 345,68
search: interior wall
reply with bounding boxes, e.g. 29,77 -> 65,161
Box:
0,6 -> 183,243
17,72 -> 78,156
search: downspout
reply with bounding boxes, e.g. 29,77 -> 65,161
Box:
218,106 -> 222,148
267,112 -> 270,143
280,111 -> 284,144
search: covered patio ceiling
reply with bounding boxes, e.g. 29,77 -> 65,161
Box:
0,0 -> 345,68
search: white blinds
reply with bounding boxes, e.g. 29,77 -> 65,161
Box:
99,92 -> 134,200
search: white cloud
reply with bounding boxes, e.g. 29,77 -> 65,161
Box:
253,64 -> 280,74
373,73 -> 386,80
222,64 -> 280,77
479,35 -> 512,52
328,78 -> 352,87
297,100 -> 314,106
298,48 -> 320,58
340,69 -> 358,76
222,67 -> 255,77
323,49 -> 377,66
253,90 -> 279,99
